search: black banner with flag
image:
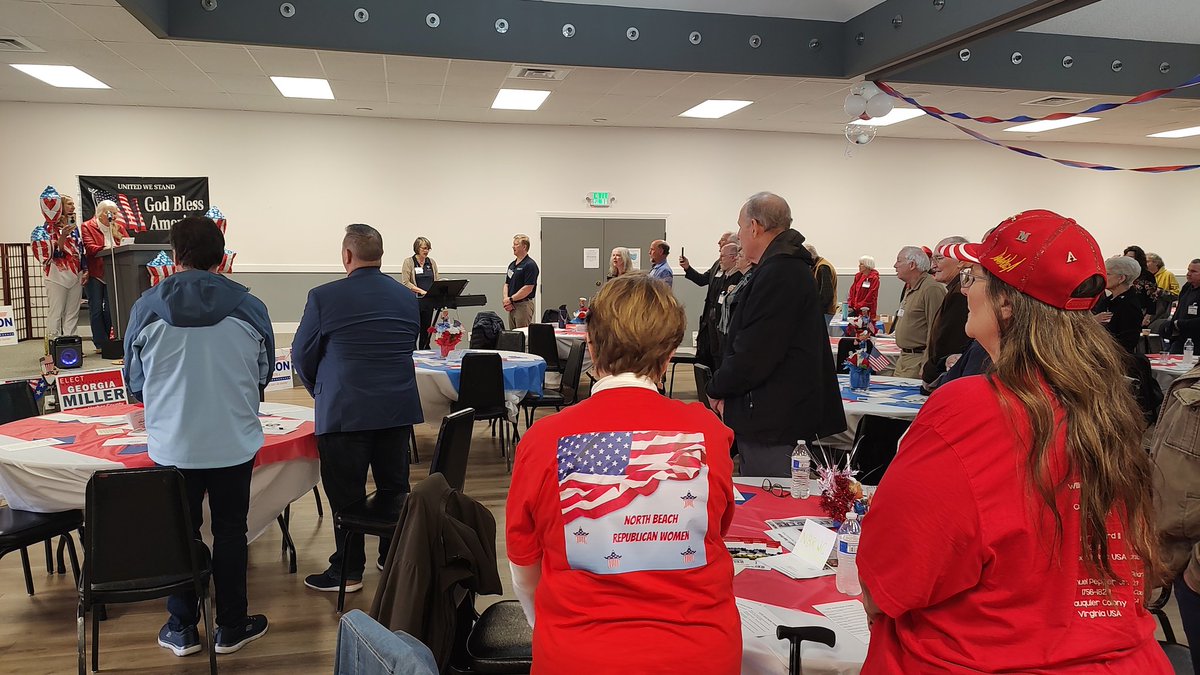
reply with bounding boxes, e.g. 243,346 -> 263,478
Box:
78,176 -> 209,231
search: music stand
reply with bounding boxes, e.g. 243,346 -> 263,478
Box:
422,279 -> 469,310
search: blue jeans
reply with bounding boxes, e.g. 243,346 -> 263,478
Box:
84,277 -> 111,349
1175,577 -> 1200,674
335,610 -> 438,675
165,459 -> 253,630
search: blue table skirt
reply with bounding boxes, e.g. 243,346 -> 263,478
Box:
413,349 -> 546,396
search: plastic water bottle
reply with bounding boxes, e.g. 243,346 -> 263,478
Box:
836,512 -> 862,596
1187,339 -> 1197,365
791,441 -> 810,499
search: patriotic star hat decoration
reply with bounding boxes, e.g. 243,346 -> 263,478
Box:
205,205 -> 227,234
40,186 -> 62,224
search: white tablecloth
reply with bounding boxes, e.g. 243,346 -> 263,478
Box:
414,349 -> 546,425
1149,354 -> 1196,392
822,375 -> 926,449
0,402 -> 319,543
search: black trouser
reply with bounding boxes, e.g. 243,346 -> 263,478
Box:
418,307 -> 434,350
165,459 -> 254,630
318,427 -> 411,580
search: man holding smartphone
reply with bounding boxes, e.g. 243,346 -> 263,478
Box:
31,186 -> 85,340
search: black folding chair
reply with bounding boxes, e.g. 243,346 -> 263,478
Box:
495,331 -> 526,353
334,410 -> 476,613
667,348 -> 698,398
526,324 -> 563,374
0,381 -> 39,423
521,341 -> 585,429
693,363 -> 713,409
454,353 -> 519,468
1148,585 -> 1193,674
79,467 -> 216,674
850,415 -> 912,485
0,507 -> 81,596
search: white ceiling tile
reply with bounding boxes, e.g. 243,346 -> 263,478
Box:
376,102 -> 441,119
386,82 -> 442,106
105,41 -> 191,70
714,76 -> 803,100
176,44 -> 259,75
83,66 -> 169,92
662,72 -> 752,97
761,80 -> 850,105
588,94 -> 656,116
226,94 -> 292,113
49,3 -> 158,42
328,79 -> 387,102
317,51 -> 385,82
143,68 -> 223,94
436,105 -> 501,124
384,55 -> 448,85
2,83 -> 125,104
248,46 -> 323,78
539,91 -> 603,113
445,59 -> 511,87
8,37 -> 129,68
0,0 -> 90,39
208,73 -> 276,96
607,70 -> 691,96
439,85 -> 497,108
553,67 -> 630,93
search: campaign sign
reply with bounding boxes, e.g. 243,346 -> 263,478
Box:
57,368 -> 127,410
267,348 -> 294,391
0,306 -> 17,346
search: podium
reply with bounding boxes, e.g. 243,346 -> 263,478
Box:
98,244 -> 165,351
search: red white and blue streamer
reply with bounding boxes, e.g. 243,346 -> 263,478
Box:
875,79 -> 1200,173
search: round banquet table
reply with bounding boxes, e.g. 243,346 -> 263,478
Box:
413,349 -> 546,425
732,478 -> 867,675
514,323 -> 591,373
1148,354 -> 1196,391
820,374 -> 926,449
0,401 -> 319,542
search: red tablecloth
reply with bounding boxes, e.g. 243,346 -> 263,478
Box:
730,484 -> 852,613
0,402 -> 317,468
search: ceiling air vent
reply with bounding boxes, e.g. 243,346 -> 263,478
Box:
1022,95 -> 1091,107
507,65 -> 570,81
0,36 -> 43,52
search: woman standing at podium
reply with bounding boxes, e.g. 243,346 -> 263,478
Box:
81,200 -> 128,353
401,236 -> 439,349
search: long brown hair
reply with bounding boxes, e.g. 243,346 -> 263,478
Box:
983,271 -> 1158,583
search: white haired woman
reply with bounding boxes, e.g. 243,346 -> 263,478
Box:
847,254 -> 880,319
607,246 -> 632,281
1093,255 -> 1145,353
81,199 -> 128,351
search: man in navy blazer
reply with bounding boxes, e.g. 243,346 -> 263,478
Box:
293,223 -> 423,594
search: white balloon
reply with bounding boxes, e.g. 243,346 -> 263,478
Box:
865,94 -> 893,119
859,82 -> 881,100
850,82 -> 867,97
857,132 -> 872,144
844,94 -> 867,117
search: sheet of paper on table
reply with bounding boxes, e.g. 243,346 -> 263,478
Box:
0,438 -> 64,452
758,553 -> 836,579
86,415 -> 130,426
790,519 -> 839,570
42,412 -> 90,422
765,516 -> 835,531
260,417 -> 304,435
813,600 -> 871,644
737,598 -> 785,638
764,526 -> 802,550
102,436 -> 148,446
94,427 -> 126,436
259,403 -> 315,422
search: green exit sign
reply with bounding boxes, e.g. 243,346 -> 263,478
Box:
589,191 -> 611,207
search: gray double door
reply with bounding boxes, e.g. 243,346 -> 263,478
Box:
539,217 -> 666,316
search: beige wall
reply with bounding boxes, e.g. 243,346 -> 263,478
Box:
2,101 -> 1197,274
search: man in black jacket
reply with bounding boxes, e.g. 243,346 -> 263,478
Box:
706,192 -> 846,476
680,230 -> 735,367
1164,258 -> 1200,354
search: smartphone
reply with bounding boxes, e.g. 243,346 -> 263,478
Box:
68,213 -> 77,226
681,246 -> 686,258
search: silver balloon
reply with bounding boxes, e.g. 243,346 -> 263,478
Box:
865,94 -> 893,119
859,81 -> 881,100
844,123 -> 876,145
844,94 -> 867,118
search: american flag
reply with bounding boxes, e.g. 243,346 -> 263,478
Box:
867,345 -> 891,372
87,187 -> 147,232
556,430 -> 705,524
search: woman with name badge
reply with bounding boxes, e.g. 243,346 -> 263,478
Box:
857,211 -> 1170,674
402,236 -> 440,349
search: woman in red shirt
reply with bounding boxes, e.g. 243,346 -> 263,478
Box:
506,274 -> 741,675
858,210 -> 1169,674
847,255 -> 880,320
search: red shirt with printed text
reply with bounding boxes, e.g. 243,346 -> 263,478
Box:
506,387 -> 741,675
859,375 -> 1170,674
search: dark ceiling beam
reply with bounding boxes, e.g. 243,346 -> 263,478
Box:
118,0 -> 844,79
844,0 -> 1102,80
889,31 -> 1200,100
114,0 -> 169,39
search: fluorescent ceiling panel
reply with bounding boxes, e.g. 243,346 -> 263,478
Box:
1003,117 -> 1099,133
491,88 -> 551,110
270,76 -> 335,99
848,108 -> 924,127
10,64 -> 109,89
1147,125 -> 1200,139
678,99 -> 753,119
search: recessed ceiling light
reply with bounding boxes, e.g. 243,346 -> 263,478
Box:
10,64 -> 109,89
1003,116 -> 1098,133
678,100 -> 753,119
491,88 -> 551,110
848,108 -> 924,127
1147,125 -> 1200,139
270,76 -> 335,99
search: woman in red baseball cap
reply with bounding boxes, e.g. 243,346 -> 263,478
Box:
857,210 -> 1169,674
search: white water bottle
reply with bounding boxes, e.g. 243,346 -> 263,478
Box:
1187,338 -> 1197,364
836,512 -> 862,596
791,441 -> 810,499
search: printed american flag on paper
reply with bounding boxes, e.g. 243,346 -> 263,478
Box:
556,430 -> 705,524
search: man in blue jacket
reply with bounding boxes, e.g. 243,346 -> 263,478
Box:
124,215 -> 274,658
293,223 -> 423,594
